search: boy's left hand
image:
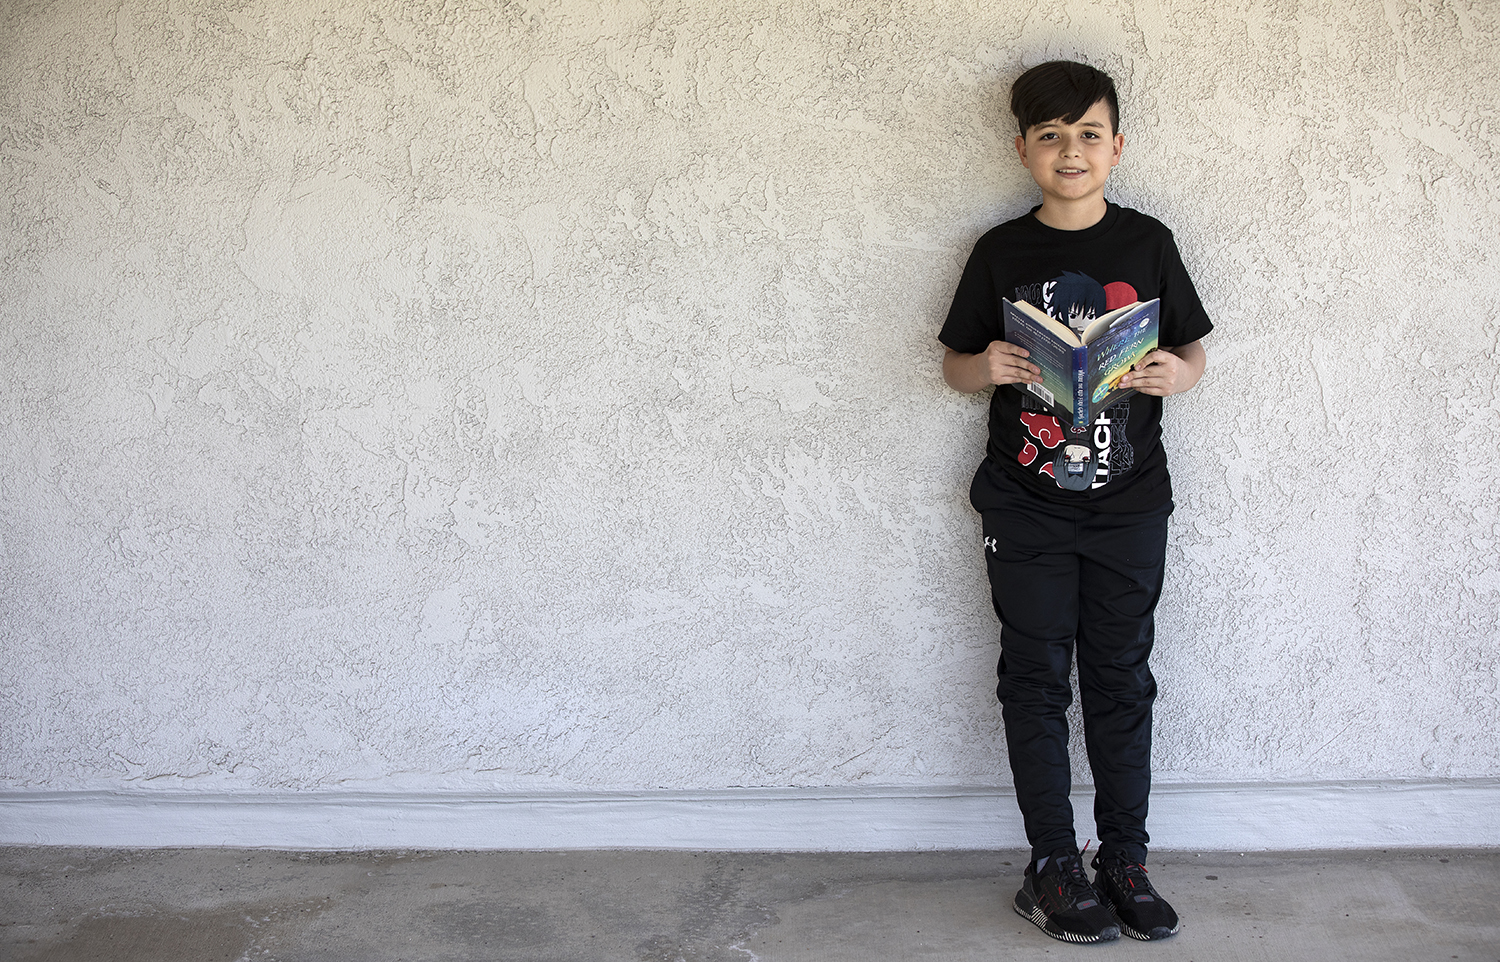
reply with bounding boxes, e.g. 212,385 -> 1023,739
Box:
1118,341 -> 1206,397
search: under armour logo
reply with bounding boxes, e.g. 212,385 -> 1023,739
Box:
984,537 -> 998,553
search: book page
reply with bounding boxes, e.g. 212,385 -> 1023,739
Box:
1014,299 -> 1082,347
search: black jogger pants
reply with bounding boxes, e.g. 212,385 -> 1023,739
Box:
981,473 -> 1171,865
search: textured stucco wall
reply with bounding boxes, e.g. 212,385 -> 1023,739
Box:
2,0 -> 1496,798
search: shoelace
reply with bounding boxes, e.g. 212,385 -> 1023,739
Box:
1052,855 -> 1102,902
1106,859 -> 1157,896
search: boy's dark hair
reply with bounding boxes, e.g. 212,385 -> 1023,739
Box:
1010,60 -> 1119,135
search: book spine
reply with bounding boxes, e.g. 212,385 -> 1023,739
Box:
1072,345 -> 1088,431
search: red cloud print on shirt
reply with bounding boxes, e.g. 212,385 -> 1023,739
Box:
1020,412 -> 1065,450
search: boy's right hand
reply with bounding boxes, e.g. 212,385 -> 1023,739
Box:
979,340 -> 1044,387
942,342 -> 1042,394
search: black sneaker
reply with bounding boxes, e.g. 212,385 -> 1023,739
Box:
1091,853 -> 1181,940
1013,852 -> 1121,944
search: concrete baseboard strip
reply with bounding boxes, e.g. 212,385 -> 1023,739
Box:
1,780 -> 1496,850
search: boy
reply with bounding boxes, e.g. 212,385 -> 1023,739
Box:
939,61 -> 1211,944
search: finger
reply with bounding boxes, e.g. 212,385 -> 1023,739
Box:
1122,372 -> 1164,391
1134,376 -> 1178,396
994,358 -> 1041,377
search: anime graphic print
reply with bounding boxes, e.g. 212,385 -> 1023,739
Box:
1015,271 -> 1139,491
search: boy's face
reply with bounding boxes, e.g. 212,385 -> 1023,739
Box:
1014,99 -> 1123,209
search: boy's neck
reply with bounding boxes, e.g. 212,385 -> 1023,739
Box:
1033,196 -> 1110,231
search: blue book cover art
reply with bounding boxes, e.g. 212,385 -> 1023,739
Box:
1003,298 -> 1160,430
1086,299 -> 1159,413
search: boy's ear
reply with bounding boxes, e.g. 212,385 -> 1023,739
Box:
1112,131 -> 1124,165
1015,133 -> 1028,166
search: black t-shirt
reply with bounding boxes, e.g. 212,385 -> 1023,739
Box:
940,203 -> 1213,513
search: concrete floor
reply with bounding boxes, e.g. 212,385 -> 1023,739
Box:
1,848 -> 1497,961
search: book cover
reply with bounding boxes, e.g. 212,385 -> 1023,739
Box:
1086,299 -> 1160,415
1001,298 -> 1082,424
1002,298 -> 1160,430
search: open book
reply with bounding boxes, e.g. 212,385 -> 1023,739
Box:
1003,297 -> 1160,431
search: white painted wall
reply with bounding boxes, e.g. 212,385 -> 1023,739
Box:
2,0 -> 1497,844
